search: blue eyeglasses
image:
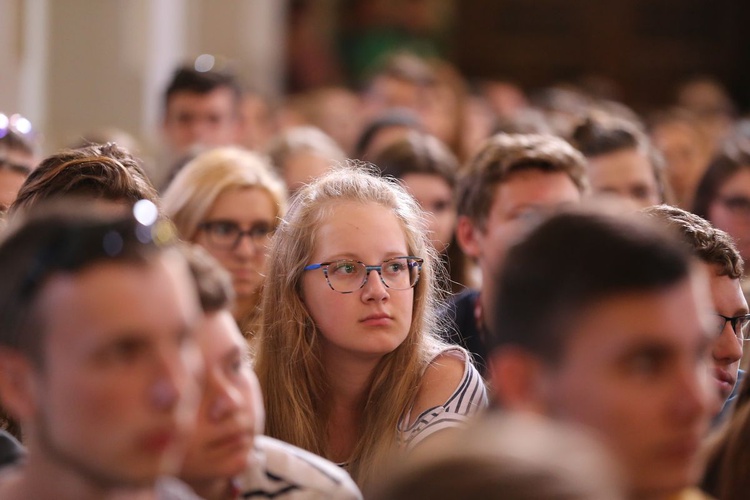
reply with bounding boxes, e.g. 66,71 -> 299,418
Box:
303,256 -> 423,294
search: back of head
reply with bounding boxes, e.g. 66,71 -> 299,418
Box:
490,208 -> 693,363
10,142 -> 158,216
642,204 -> 743,278
371,131 -> 458,187
369,413 -> 624,500
265,126 -> 345,174
0,201 -> 168,365
457,133 -> 588,228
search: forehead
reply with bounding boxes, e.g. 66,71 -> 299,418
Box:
311,201 -> 409,259
587,149 -> 656,185
197,310 -> 245,360
491,168 -> 581,215
704,264 -> 748,315
36,253 -> 196,354
167,88 -> 236,114
205,187 -> 276,222
716,168 -> 750,195
562,278 -> 711,366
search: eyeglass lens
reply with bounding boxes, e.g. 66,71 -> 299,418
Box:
324,257 -> 421,293
716,314 -> 750,341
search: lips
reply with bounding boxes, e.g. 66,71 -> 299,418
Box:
208,429 -> 253,451
360,312 -> 393,326
714,367 -> 736,397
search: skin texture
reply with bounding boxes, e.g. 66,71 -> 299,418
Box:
400,173 -> 456,254
708,168 -> 750,264
495,277 -> 716,499
194,187 -> 277,311
180,310 -> 263,500
0,254 -> 202,499
705,264 -> 746,404
586,148 -> 661,210
282,151 -> 333,195
301,201 -> 415,362
0,169 -> 28,212
163,88 -> 240,157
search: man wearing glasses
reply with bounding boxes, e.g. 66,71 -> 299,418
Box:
644,204 -> 747,420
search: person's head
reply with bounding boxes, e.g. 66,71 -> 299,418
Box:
693,141 -> 750,266
372,131 -> 459,254
265,126 -> 345,195
489,209 -> 716,499
254,163 -> 446,484
643,204 -> 746,406
162,65 -> 243,157
354,109 -> 423,160
10,142 -> 159,217
648,107 -> 713,208
369,413 -> 624,500
0,113 -> 37,213
0,204 -> 202,489
162,147 -> 287,322
571,112 -> 669,209
178,245 -> 265,490
456,133 -> 587,285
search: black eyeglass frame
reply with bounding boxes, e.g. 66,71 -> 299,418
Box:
716,313 -> 750,342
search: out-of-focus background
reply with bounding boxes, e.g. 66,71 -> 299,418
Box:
1,0 -> 748,157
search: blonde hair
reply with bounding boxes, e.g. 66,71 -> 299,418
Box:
254,162 -> 449,487
161,147 -> 287,241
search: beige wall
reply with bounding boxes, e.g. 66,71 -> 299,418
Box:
0,0 -> 286,173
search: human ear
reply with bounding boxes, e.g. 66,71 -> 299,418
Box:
0,348 -> 40,421
488,347 -> 548,413
455,215 -> 482,259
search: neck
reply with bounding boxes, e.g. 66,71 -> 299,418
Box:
323,349 -> 380,409
184,477 -> 234,500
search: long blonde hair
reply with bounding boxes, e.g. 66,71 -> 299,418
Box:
254,163 -> 449,487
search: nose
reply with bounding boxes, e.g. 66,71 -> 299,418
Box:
671,360 -> 713,424
207,374 -> 244,421
360,268 -> 389,302
150,352 -> 185,412
232,234 -> 261,258
713,323 -> 743,365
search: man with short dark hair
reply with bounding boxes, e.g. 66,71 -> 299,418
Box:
448,133 -> 588,375
643,204 -> 747,420
488,209 -> 716,500
162,65 -> 243,161
0,207 -> 203,499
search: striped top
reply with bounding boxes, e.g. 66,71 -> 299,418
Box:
398,348 -> 488,449
235,435 -> 362,499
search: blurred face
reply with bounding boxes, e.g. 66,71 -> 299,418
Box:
180,310 -> 262,483
32,255 -> 201,487
473,169 -> 581,283
705,265 -> 746,404
651,122 -> 710,206
542,278 -> 715,498
282,152 -> 333,195
301,202 -> 415,362
194,187 -> 277,301
0,168 -> 28,212
587,148 -> 661,210
163,88 -> 240,156
400,173 -> 456,254
708,168 -> 750,263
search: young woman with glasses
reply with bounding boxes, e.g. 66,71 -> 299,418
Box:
253,164 -> 487,490
162,147 -> 286,337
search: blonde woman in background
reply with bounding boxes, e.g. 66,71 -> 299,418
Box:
162,147 -> 286,337
254,165 -> 487,489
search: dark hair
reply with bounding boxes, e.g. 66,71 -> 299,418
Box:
457,133 -> 588,229
570,111 -> 670,203
10,143 -> 159,216
181,244 -> 234,314
693,141 -> 750,220
489,209 -> 693,364
0,205 -> 170,365
355,110 -> 423,159
372,132 -> 458,187
642,204 -> 743,279
163,66 -> 242,113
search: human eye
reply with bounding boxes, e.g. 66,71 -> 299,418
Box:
249,222 -> 274,239
384,258 -> 408,275
210,221 -> 240,237
624,348 -> 668,379
100,337 -> 146,365
331,260 -> 359,276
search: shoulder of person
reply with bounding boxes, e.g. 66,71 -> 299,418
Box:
410,349 -> 469,421
252,435 -> 363,500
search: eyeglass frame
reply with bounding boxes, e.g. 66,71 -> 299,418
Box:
198,220 -> 275,251
303,256 -> 424,294
716,313 -> 750,342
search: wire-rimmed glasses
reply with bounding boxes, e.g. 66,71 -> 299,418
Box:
303,256 -> 423,294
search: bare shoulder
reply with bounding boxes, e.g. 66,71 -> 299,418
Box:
408,350 -> 467,425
